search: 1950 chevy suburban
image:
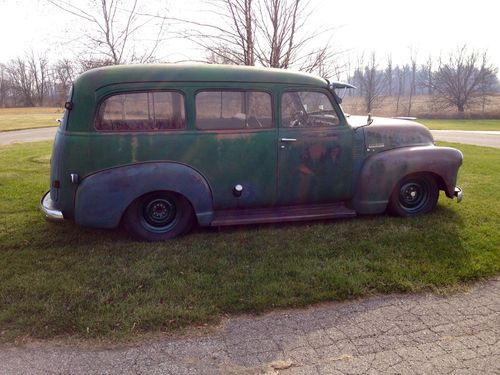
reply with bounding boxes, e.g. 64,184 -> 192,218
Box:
40,64 -> 463,241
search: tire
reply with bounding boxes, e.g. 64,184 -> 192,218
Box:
388,174 -> 439,217
123,191 -> 194,241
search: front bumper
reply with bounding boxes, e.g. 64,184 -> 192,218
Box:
40,191 -> 64,222
454,187 -> 463,203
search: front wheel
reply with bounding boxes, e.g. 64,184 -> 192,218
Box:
388,174 -> 439,217
123,191 -> 194,241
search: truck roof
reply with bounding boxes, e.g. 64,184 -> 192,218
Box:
74,63 -> 329,90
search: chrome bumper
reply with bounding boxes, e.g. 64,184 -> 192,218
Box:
454,187 -> 463,203
40,191 -> 64,222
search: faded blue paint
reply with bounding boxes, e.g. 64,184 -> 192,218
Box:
75,162 -> 214,228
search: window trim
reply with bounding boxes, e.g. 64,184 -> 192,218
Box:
194,88 -> 275,131
280,88 -> 342,129
94,89 -> 187,133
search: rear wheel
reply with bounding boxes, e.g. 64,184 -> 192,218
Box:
123,191 -> 194,241
388,174 -> 439,217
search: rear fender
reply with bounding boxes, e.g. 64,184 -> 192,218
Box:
352,145 -> 463,214
75,162 -> 214,228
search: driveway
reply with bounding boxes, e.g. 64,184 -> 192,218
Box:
1,127 -> 500,148
431,130 -> 500,148
0,127 -> 58,146
0,278 -> 498,374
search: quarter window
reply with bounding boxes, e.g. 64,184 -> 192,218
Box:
96,91 -> 185,131
196,91 -> 272,130
281,91 -> 339,127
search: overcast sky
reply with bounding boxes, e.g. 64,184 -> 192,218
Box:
1,0 -> 498,76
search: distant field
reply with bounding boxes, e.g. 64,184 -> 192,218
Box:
420,119 -> 500,131
343,94 -> 500,120
0,107 -> 63,132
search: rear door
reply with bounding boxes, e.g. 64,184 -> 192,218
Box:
192,88 -> 277,209
277,89 -> 353,205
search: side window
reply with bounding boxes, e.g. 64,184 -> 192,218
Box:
281,91 -> 339,128
96,91 -> 185,131
196,91 -> 272,130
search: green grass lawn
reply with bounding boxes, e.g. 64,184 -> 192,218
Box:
0,107 -> 63,132
420,119 -> 500,131
0,141 -> 499,343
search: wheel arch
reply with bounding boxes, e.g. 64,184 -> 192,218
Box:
74,162 -> 214,229
351,145 -> 463,214
119,188 -> 195,225
388,171 -> 446,197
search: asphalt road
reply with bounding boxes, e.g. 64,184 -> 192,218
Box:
0,278 -> 498,374
431,130 -> 500,148
1,127 -> 500,148
0,127 -> 58,146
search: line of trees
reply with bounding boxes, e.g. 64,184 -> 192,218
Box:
1,54 -> 68,107
349,48 -> 499,114
2,46 -> 498,112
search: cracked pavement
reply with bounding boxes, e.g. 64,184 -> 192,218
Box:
0,277 -> 498,374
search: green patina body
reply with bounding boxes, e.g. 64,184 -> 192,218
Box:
43,64 -> 463,235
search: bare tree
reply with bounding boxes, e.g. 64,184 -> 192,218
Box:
407,49 -> 417,116
5,58 -> 35,107
385,55 -> 393,96
193,0 -> 256,66
355,53 -> 385,113
177,0 -> 339,75
47,0 -> 167,64
422,56 -> 433,95
27,52 -> 50,106
53,59 -> 78,104
0,65 -> 8,108
431,46 -> 497,114
254,0 -> 302,68
394,65 -> 404,114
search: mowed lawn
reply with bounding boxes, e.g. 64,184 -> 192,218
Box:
0,107 -> 63,132
420,119 -> 500,131
0,141 -> 498,343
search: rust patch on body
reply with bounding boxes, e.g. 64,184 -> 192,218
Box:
215,132 -> 254,141
131,136 -> 138,163
298,164 -> 314,175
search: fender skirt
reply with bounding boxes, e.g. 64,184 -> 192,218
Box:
75,162 -> 214,228
351,145 -> 463,214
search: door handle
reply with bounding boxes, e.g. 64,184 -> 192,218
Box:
280,138 -> 297,142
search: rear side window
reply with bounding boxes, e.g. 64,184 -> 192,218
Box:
96,91 -> 185,131
196,91 -> 272,130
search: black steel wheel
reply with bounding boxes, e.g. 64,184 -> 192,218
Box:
388,174 -> 439,217
123,191 -> 194,241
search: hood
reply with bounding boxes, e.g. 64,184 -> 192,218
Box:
347,115 -> 434,153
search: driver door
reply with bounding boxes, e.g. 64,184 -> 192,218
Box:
277,89 -> 353,205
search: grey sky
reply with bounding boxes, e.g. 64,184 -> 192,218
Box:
1,0 -> 498,77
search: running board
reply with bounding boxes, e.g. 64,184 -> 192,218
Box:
211,202 -> 356,226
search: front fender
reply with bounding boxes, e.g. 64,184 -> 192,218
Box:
75,162 -> 214,228
351,145 -> 463,214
